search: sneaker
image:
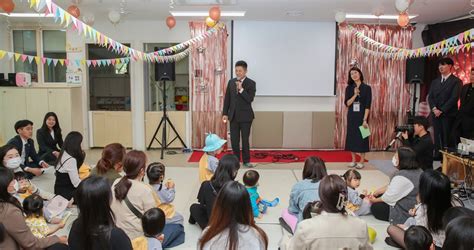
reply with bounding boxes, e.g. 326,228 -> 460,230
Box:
243,163 -> 256,168
348,162 -> 356,168
355,163 -> 365,169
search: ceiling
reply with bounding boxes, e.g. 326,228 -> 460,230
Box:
1,0 -> 471,24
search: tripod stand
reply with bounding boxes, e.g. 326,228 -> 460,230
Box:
147,76 -> 187,159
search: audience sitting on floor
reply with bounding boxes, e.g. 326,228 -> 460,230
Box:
37,112 -> 64,166
91,143 -> 126,185
198,181 -> 268,250
132,207 -> 166,250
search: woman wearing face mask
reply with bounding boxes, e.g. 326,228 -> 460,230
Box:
0,144 -> 24,173
369,147 -> 423,225
0,167 -> 68,249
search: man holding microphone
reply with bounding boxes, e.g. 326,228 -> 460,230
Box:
222,61 -> 256,168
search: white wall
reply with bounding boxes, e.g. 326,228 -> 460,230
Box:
0,20 -> 12,74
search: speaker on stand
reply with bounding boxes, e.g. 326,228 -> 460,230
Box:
405,57 -> 425,117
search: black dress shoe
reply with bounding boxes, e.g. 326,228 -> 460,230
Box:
188,215 -> 196,224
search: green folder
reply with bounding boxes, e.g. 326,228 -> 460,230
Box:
359,125 -> 371,139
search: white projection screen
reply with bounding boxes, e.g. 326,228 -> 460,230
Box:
232,21 -> 336,96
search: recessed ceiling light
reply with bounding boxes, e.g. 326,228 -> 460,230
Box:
286,10 -> 304,17
0,13 -> 54,18
170,11 -> 246,17
346,13 -> 418,19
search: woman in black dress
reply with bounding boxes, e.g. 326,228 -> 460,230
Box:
344,67 -> 372,169
37,112 -> 63,165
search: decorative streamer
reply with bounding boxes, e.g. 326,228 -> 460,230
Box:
348,24 -> 473,59
21,0 -> 225,62
0,48 -> 191,66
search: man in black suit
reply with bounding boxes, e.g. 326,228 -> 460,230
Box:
7,120 -> 49,178
428,57 -> 462,159
401,116 -> 434,171
222,60 -> 256,167
452,68 -> 474,143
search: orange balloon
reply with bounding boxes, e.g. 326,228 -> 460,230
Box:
397,12 -> 410,27
166,16 -> 176,29
209,6 -> 221,21
67,5 -> 81,18
1,0 -> 15,14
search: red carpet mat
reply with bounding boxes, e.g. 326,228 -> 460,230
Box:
188,150 -> 364,163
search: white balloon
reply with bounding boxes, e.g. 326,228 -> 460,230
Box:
82,13 -> 95,26
108,10 -> 121,24
335,11 -> 346,23
395,0 -> 410,12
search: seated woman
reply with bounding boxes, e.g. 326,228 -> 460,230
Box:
91,143 -> 126,185
281,174 -> 373,249
386,170 -> 453,249
1,144 -> 25,173
54,131 -> 85,201
68,175 -> 132,250
37,112 -> 64,165
0,167 -> 68,249
110,150 -> 184,248
282,156 -> 327,233
369,147 -> 423,225
198,181 -> 268,250
189,154 -> 240,229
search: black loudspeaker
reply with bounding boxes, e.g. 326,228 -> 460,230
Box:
405,57 -> 425,84
154,47 -> 175,81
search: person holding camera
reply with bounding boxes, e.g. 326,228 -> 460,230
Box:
401,116 -> 434,171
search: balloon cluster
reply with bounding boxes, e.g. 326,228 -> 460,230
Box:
395,0 -> 414,28
165,6 -> 221,30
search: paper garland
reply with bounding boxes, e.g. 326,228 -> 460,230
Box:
348,24 -> 473,59
22,0 -> 224,63
0,47 -> 190,67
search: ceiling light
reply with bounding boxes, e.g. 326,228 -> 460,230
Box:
346,13 -> 418,20
286,11 -> 304,17
170,11 -> 245,17
0,13 -> 54,18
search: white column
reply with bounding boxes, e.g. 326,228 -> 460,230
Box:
130,42 -> 146,150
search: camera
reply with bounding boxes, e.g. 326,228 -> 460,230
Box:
395,124 -> 414,134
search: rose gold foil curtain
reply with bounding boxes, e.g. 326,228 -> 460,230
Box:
189,21 -> 228,148
335,24 -> 413,150
452,51 -> 473,85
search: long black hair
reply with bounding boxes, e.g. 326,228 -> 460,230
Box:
347,67 -> 364,85
442,216 -> 474,250
397,147 -> 419,170
302,156 -> 327,183
210,154 -> 240,191
0,168 -> 22,211
57,131 -> 85,168
198,181 -> 268,250
39,112 -> 63,146
419,170 -> 452,233
76,176 -> 116,249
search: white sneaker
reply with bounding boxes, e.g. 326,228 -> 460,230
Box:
348,162 -> 356,168
355,163 -> 365,169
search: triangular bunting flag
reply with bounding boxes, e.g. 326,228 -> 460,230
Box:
14,53 -> 21,61
34,56 -> 40,65
53,59 -> 59,66
28,56 -> 34,63
47,58 -> 53,66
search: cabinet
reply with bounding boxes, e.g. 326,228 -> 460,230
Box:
91,111 -> 132,148
0,86 -> 83,146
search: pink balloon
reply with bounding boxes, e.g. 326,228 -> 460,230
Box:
166,16 -> 176,29
209,6 -> 221,21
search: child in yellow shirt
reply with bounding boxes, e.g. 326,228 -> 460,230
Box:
199,133 -> 226,183
23,194 -> 64,238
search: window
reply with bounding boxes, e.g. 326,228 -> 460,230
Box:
42,30 -> 67,82
13,30 -> 38,82
88,44 -> 131,111
144,43 -> 189,111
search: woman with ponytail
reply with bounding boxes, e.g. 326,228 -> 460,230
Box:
92,143 -> 126,185
280,175 -> 373,250
110,150 -> 184,248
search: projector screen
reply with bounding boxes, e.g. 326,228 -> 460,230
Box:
232,21 -> 336,96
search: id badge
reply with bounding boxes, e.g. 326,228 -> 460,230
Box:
353,102 -> 360,112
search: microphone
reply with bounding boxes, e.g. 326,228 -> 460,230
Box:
385,132 -> 402,151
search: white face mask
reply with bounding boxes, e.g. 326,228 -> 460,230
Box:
8,180 -> 20,194
5,157 -> 22,169
392,156 -> 399,167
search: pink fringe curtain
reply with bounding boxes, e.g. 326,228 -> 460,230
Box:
452,51 -> 473,85
335,24 -> 413,150
189,22 -> 228,148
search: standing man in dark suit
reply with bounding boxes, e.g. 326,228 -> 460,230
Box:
7,120 -> 49,178
222,60 -> 256,168
452,68 -> 474,143
428,57 -> 462,159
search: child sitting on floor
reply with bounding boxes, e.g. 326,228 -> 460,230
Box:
243,170 -> 279,218
404,226 -> 435,250
23,194 -> 65,238
132,208 -> 166,250
342,169 -> 371,216
199,133 -> 226,183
